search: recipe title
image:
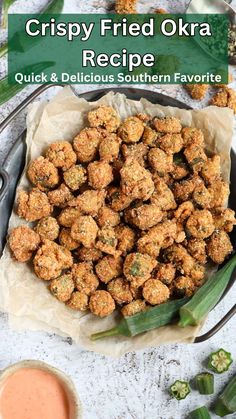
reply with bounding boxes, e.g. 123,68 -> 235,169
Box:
24,17 -> 212,71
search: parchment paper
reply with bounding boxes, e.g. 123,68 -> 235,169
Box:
0,87 -> 234,356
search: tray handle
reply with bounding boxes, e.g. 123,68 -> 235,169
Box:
194,304 -> 236,343
0,168 -> 10,201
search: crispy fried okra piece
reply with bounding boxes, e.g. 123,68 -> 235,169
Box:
63,165 -> 87,191
96,226 -> 120,256
208,179 -> 230,208
121,142 -> 148,166
120,158 -> 154,201
99,132 -> 121,162
8,226 -> 40,262
73,127 -> 101,163
172,159 -> 189,180
142,126 -> 160,147
137,220 -> 177,258
186,210 -> 215,239
207,231 -> 233,264
49,273 -> 75,302
95,255 -> 123,283
57,207 -> 81,227
87,161 -> 113,190
154,263 -> 176,285
121,299 -> 147,317
185,84 -> 208,100
59,228 -> 80,251
97,206 -> 120,228
45,141 -> 76,171
173,276 -> 195,297
106,186 -> 134,211
69,190 -> 106,217
143,279 -> 170,305
115,224 -> 136,255
115,0 -> 137,13
35,216 -> 60,241
17,188 -> 52,222
34,240 -> 73,280
172,175 -> 202,203
210,87 -> 236,114
107,277 -> 133,305
71,216 -> 99,248
193,183 -> 212,208
158,133 -> 184,154
181,127 -> 204,147
123,252 -> 157,287
88,106 -> 120,132
48,184 -> 74,208
118,116 -> 144,143
174,201 -> 194,223
153,117 -> 182,134
201,155 -> 221,184
186,238 -> 207,264
72,262 -> 99,295
212,208 -> 236,233
151,175 -> 176,210
165,243 -> 196,275
77,246 -> 102,263
27,156 -> 59,191
184,143 -> 207,172
148,148 -> 173,175
89,290 -> 116,317
125,203 -> 164,230
66,291 -> 88,311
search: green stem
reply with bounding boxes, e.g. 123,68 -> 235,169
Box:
0,43 -> 8,58
91,326 -> 120,341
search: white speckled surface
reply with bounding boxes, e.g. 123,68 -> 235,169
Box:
0,1 -> 236,418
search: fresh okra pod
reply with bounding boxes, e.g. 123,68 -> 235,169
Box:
195,372 -> 214,395
169,380 -> 191,400
214,375 -> 236,417
189,406 -> 211,419
208,348 -> 233,374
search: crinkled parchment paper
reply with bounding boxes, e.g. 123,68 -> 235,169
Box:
0,87 -> 234,356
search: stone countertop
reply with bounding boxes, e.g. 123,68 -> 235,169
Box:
0,1 -> 236,418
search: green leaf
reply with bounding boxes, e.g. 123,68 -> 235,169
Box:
1,0 -> 16,29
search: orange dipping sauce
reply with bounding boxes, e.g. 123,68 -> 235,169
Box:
0,367 -> 71,419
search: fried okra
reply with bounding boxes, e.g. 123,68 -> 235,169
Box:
207,231 -> 233,264
107,186 -> 134,211
137,220 -> 177,258
72,262 -> 99,295
46,141 -> 76,171
153,117 -> 182,134
210,87 -> 236,114
97,206 -> 120,228
89,290 -> 115,317
212,208 -> 236,233
36,216 -> 60,241
58,207 -> 81,227
148,148 -> 173,175
70,190 -> 106,216
63,165 -> 87,191
185,84 -> 208,100
27,157 -> 59,191
95,255 -> 123,283
59,228 -> 80,251
186,238 -> 207,264
125,203 -> 164,230
121,299 -> 147,317
142,126 -> 159,147
208,179 -> 229,208
77,246 -> 102,263
67,291 -> 88,311
184,143 -> 207,172
173,175 -> 202,203
154,263 -> 176,285
115,224 -> 136,255
99,132 -> 121,162
8,226 -> 40,262
87,161 -> 113,189
88,106 -> 120,132
143,279 -> 170,305
158,133 -> 184,154
121,142 -> 148,166
48,184 -> 73,208
115,0 -> 137,14
71,216 -> 98,248
124,252 -> 157,287
49,273 -> 75,302
17,189 -> 52,222
151,175 -> 176,210
181,127 -> 204,147
186,210 -> 215,239
107,277 -> 133,304
34,240 -> 73,280
73,128 -> 101,163
173,276 -> 195,297
193,183 -> 212,208
120,158 -> 154,201
96,226 -> 119,256
118,116 -> 144,143
201,155 -> 221,184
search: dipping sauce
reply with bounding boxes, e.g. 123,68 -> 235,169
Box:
0,367 -> 71,419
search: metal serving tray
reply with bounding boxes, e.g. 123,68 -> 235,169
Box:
0,85 -> 235,343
